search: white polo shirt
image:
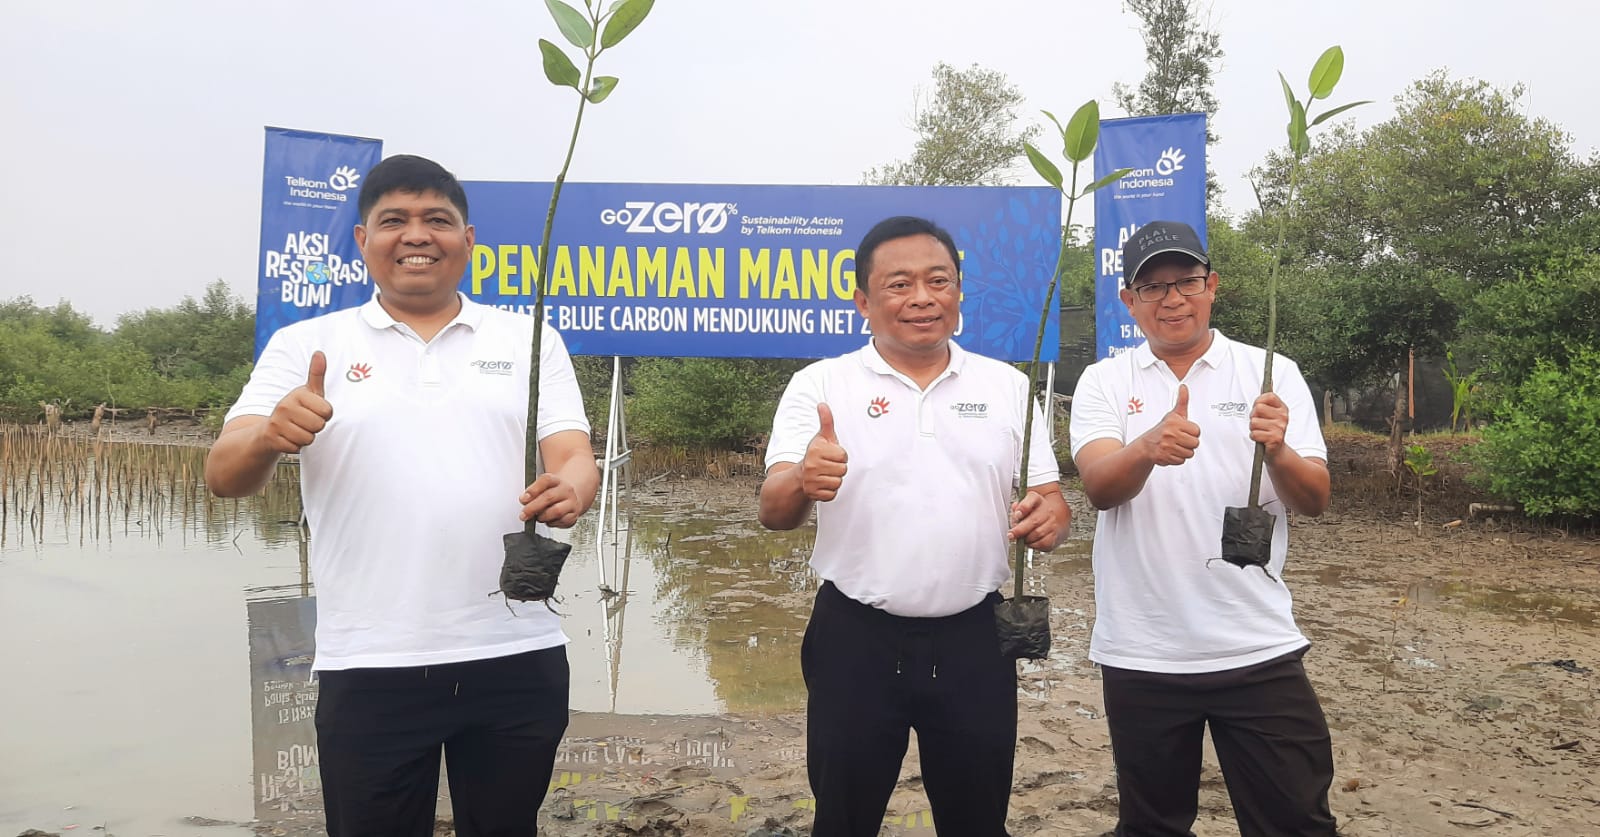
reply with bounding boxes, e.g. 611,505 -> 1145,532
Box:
1070,330 -> 1326,673
765,340 -> 1059,618
227,294 -> 589,670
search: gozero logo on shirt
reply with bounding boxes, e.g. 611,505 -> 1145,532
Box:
470,360 -> 515,377
1211,400 -> 1249,418
951,402 -> 989,419
867,397 -> 890,418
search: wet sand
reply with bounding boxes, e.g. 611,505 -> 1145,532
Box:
486,482 -> 1600,836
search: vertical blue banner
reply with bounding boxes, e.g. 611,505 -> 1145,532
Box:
254,127 -> 383,358
1092,114 -> 1208,359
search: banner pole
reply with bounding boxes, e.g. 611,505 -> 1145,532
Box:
595,356 -> 622,589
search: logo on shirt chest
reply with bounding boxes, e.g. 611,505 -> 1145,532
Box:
346,363 -> 373,383
950,402 -> 989,419
1127,396 -> 1144,415
470,359 -> 515,377
1212,400 -> 1249,418
867,396 -> 890,418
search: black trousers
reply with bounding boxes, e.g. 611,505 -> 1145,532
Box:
803,581 -> 1018,837
1101,647 -> 1336,837
314,646 -> 570,837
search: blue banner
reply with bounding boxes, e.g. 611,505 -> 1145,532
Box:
254,127 -> 383,358
460,182 -> 1061,360
1092,114 -> 1208,359
250,131 -> 1063,361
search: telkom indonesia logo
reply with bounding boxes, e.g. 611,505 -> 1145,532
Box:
1155,147 -> 1186,176
346,363 -> 372,383
600,201 -> 737,234
328,166 -> 362,192
867,397 -> 891,418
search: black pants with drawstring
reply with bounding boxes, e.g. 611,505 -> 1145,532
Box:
803,581 -> 1018,837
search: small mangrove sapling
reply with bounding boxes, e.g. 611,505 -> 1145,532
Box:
499,0 -> 656,606
992,100 -> 1130,659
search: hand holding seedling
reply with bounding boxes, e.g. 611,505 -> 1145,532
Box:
1009,490 -> 1067,551
519,473 -> 583,528
1250,392 -> 1290,463
264,350 -> 333,454
1142,384 -> 1201,466
801,403 -> 848,502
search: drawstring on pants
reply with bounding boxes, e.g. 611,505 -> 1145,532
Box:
424,666 -> 461,695
895,628 -> 938,678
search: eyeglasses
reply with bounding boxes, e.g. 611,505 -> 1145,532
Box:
1130,275 -> 1208,303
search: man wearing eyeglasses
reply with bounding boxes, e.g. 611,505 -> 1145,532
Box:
1068,220 -> 1336,836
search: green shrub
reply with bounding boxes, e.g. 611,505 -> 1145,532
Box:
628,358 -> 803,449
1466,348 -> 1600,518
571,355 -> 615,436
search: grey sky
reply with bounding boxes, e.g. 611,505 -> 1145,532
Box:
2,0 -> 1594,326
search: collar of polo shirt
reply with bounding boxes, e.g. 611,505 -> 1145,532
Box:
361,291 -> 484,334
859,337 -> 969,389
1134,328 -> 1229,372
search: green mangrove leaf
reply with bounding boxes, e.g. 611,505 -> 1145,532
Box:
1288,99 -> 1310,156
600,0 -> 654,48
1042,109 -> 1068,155
588,75 -> 619,103
538,39 -> 582,90
1308,45 -> 1345,100
1279,71 -> 1299,117
1064,100 -> 1100,164
545,0 -> 594,49
1311,99 -> 1372,126
1082,167 -> 1134,197
1025,143 -> 1064,191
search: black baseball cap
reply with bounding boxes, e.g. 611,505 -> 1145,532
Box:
1122,220 -> 1209,286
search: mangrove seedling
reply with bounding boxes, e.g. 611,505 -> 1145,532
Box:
994,100 -> 1130,659
500,0 -> 656,606
1220,46 -> 1370,579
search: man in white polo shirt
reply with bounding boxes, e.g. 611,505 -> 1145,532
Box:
1070,220 -> 1335,836
206,154 -> 598,837
759,216 -> 1071,837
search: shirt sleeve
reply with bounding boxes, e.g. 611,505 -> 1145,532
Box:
764,364 -> 823,470
1275,356 -> 1327,461
1068,361 -> 1125,457
1026,396 -> 1061,487
225,326 -> 311,423
535,326 -> 590,441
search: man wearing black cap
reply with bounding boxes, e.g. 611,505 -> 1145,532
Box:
1068,220 -> 1335,836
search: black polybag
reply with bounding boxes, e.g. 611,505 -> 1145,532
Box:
995,595 -> 1052,660
499,529 -> 573,602
1218,505 -> 1278,581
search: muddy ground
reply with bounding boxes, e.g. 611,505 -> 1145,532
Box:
21,427 -> 1598,836
504,432 -> 1600,836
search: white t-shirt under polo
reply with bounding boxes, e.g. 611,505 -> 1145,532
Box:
227,294 -> 590,670
766,340 -> 1059,618
1070,331 -> 1326,674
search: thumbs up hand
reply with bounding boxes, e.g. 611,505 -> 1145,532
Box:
1140,383 -> 1201,467
305,350 -> 327,398
801,402 -> 849,501
264,351 -> 335,454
